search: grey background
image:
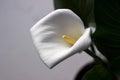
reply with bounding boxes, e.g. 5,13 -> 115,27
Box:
0,0 -> 93,80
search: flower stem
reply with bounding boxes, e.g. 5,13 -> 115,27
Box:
85,49 -> 117,79
84,49 -> 106,66
90,43 -> 95,54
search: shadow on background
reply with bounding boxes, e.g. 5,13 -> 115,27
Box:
74,61 -> 95,80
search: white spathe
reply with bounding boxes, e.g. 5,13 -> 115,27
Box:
30,9 -> 91,68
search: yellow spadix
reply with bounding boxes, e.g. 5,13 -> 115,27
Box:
62,35 -> 77,45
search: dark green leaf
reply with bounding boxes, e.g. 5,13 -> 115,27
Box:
75,61 -> 95,80
93,0 -> 120,74
82,64 -> 116,80
54,0 -> 94,27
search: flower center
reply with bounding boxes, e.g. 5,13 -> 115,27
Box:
62,35 -> 77,45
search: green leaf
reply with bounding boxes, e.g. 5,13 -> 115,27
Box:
54,0 -> 94,27
75,61 -> 95,80
93,0 -> 120,74
82,64 -> 116,80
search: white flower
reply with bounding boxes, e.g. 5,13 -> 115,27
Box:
30,9 -> 91,68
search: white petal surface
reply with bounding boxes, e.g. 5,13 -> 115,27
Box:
30,9 -> 91,68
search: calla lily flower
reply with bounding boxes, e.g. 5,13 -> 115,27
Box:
30,9 -> 92,68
